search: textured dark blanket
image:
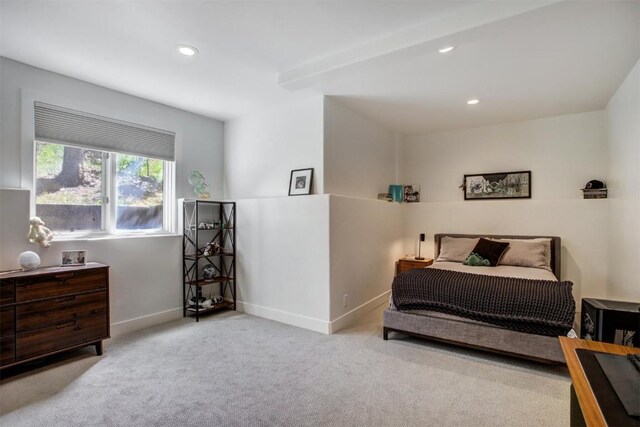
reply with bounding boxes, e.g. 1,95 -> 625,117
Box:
392,268 -> 575,336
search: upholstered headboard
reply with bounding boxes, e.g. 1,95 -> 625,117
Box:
434,233 -> 562,279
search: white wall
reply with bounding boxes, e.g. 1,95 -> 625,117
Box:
225,95 -> 405,333
329,195 -> 403,329
400,111 -> 609,302
402,111 -> 607,202
235,195 -> 331,333
0,58 -> 225,334
324,97 -> 398,198
0,58 -> 224,199
223,96 -> 324,199
605,59 -> 640,302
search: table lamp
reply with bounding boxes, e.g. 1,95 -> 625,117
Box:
416,233 -> 426,260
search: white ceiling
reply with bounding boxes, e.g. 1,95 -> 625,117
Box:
1,1 -> 638,134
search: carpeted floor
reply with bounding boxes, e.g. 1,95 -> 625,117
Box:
0,307 -> 570,426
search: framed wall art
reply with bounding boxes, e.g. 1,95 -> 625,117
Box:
288,168 -> 314,196
463,171 -> 531,200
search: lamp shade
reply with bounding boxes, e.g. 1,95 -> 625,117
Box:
419,233 -> 425,242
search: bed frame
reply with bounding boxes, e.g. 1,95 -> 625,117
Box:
383,233 -> 567,364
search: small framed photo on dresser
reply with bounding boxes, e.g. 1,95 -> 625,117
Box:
61,250 -> 87,266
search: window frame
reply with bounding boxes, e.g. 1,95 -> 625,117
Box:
33,140 -> 175,239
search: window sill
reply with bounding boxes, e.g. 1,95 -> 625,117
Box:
52,232 -> 181,242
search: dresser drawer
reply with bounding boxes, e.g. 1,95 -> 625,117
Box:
398,259 -> 433,273
0,336 -> 15,366
0,306 -> 16,366
0,281 -> 15,306
1,307 -> 15,338
15,269 -> 107,302
16,315 -> 108,361
16,291 -> 107,333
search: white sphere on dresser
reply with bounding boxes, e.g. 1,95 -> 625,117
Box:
18,251 -> 41,270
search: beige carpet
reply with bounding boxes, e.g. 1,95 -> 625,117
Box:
0,307 -> 570,426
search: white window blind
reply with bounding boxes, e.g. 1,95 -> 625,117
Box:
34,102 -> 175,161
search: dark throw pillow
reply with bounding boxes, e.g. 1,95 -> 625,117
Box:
469,238 -> 510,266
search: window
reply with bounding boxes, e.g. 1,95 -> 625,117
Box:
33,101 -> 176,237
115,154 -> 164,230
35,142 -> 171,234
35,142 -> 105,231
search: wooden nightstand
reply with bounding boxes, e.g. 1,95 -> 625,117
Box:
396,258 -> 434,275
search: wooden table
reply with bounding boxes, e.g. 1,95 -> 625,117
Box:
559,337 -> 640,427
396,258 -> 433,275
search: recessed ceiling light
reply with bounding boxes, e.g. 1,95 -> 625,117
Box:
177,45 -> 198,56
438,46 -> 455,54
467,99 -> 480,105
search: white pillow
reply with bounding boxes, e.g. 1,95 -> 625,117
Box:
492,238 -> 552,271
437,237 -> 479,263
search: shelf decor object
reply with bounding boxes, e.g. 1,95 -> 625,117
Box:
181,199 -> 236,322
188,170 -> 211,199
403,185 -> 420,203
388,185 -> 403,203
288,168 -> 314,196
581,179 -> 607,199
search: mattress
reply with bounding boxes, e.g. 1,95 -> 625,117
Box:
389,261 -> 575,336
428,261 -> 558,281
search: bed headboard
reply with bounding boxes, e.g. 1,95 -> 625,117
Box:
434,234 -> 562,279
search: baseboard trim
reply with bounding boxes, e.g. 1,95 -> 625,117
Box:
236,301 -> 330,334
329,290 -> 390,334
110,307 -> 183,338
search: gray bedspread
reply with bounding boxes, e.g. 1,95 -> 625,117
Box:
392,268 -> 575,336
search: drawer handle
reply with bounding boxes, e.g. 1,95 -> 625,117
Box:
54,272 -> 76,280
56,320 -> 76,329
54,296 -> 76,304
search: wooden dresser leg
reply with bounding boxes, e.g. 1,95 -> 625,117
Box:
95,341 -> 103,356
383,327 -> 389,340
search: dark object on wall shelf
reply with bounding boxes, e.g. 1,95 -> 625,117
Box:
0,263 -> 110,370
581,298 -> 639,347
462,171 -> 531,200
182,200 -> 236,322
582,180 -> 607,199
585,179 -> 605,189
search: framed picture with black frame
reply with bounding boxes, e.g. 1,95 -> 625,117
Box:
463,171 -> 531,200
288,168 -> 314,196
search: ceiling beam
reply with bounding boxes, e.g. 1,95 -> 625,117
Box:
278,0 -> 562,91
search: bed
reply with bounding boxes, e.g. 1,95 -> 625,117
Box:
383,233 -> 575,364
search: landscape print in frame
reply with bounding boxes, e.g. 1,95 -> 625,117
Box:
464,171 -> 531,200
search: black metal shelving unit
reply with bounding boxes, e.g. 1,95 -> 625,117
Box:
182,200 -> 236,322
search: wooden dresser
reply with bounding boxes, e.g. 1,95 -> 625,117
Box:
0,262 -> 110,369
